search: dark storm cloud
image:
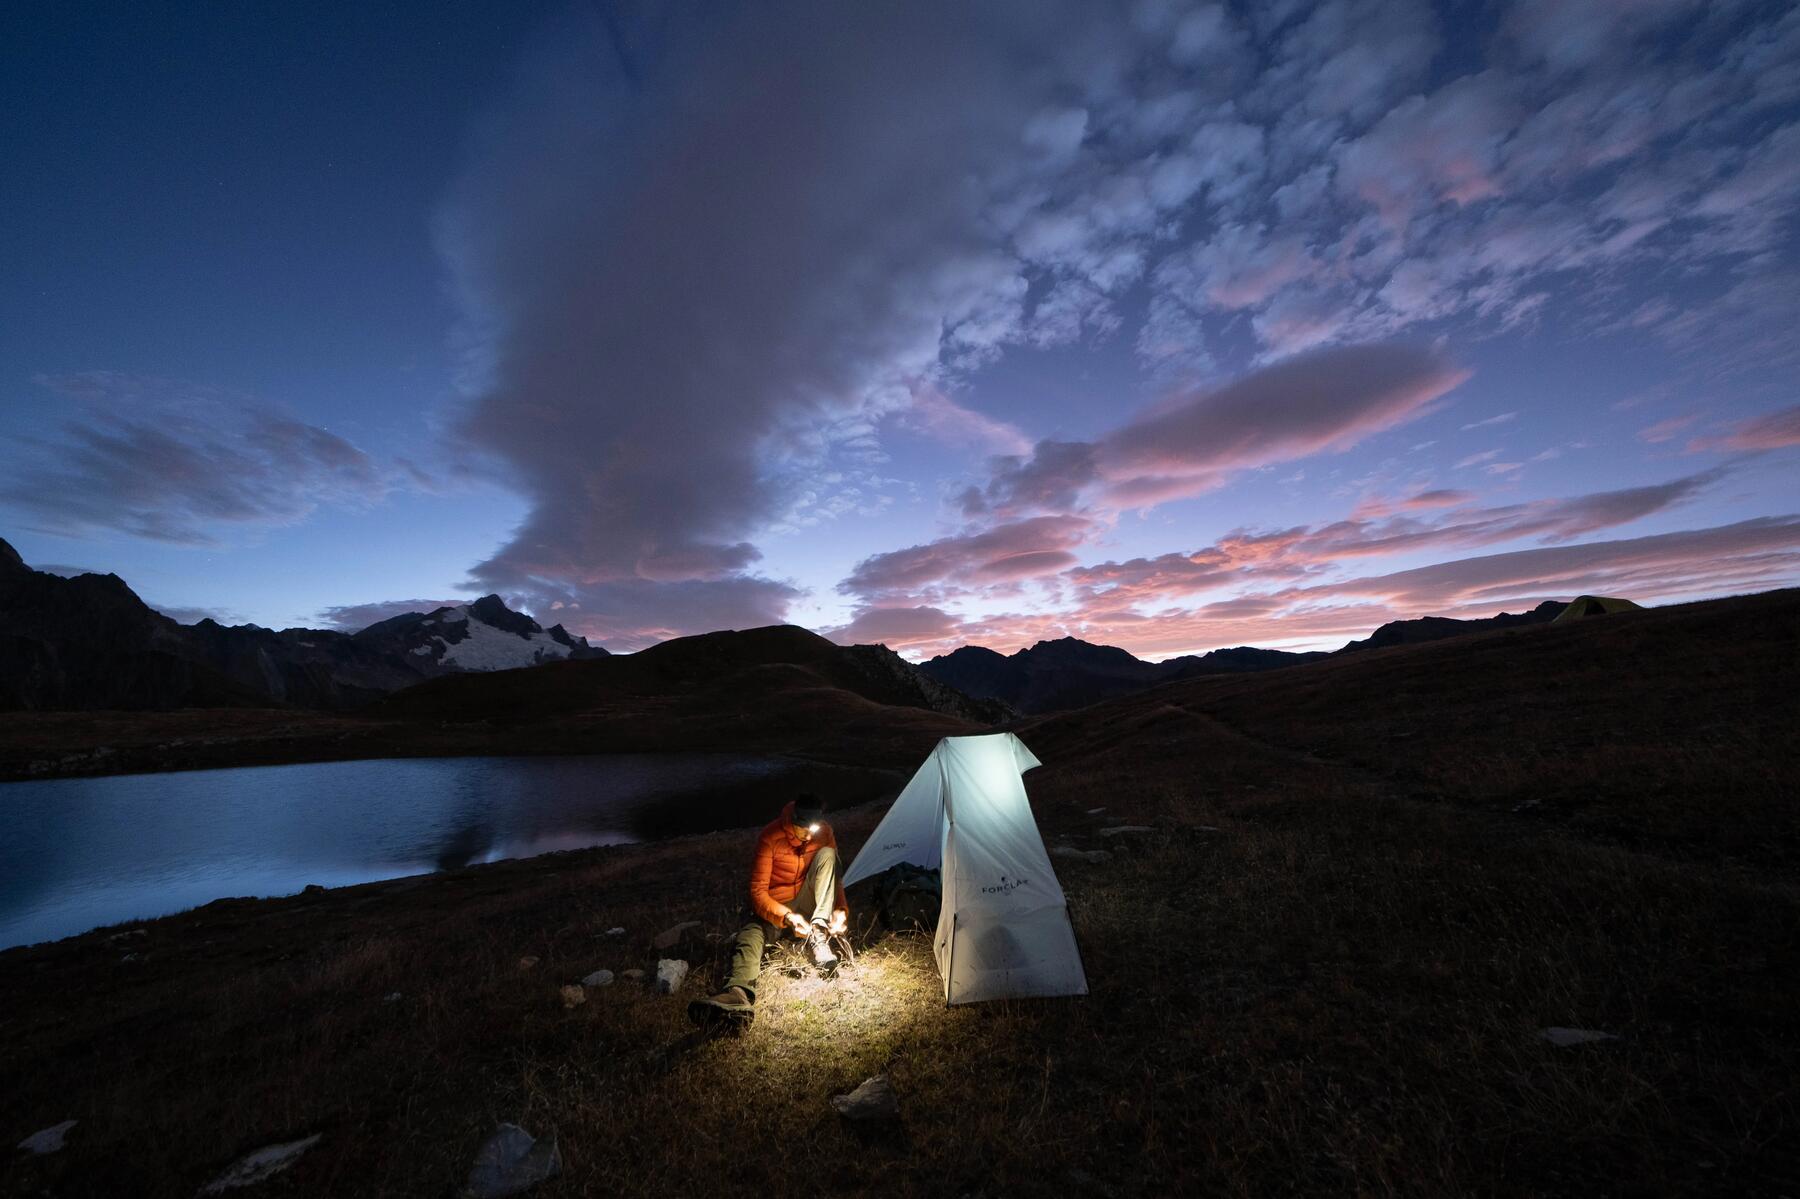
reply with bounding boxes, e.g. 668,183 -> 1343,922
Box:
1,374 -> 387,545
437,2 -> 1127,647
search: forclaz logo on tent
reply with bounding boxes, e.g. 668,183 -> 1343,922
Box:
980,875 -> 1029,896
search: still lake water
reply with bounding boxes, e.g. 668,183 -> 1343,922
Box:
0,754 -> 890,950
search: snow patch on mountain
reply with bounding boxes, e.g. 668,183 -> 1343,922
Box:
435,607 -> 575,671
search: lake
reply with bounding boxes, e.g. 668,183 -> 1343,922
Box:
0,753 -> 894,950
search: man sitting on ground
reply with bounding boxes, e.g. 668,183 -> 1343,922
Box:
689,793 -> 847,1024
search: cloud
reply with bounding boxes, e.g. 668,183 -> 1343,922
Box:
841,514 -> 1093,602
1688,405 -> 1800,452
436,2 -> 1142,647
0,374 -> 386,545
1460,412 -> 1518,431
1638,414 -> 1699,443
1329,515 -> 1800,610
316,598 -> 466,632
1096,343 -> 1470,505
828,604 -> 962,648
888,387 -> 1032,457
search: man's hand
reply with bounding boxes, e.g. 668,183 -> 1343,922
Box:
829,909 -> 848,935
786,912 -> 811,938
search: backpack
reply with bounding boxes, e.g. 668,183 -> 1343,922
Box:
873,863 -> 942,933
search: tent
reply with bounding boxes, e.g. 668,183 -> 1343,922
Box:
843,732 -> 1087,1005
1552,594 -> 1641,623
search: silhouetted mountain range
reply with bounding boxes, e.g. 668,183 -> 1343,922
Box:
0,536 -> 602,711
919,602 -> 1564,712
2,532 -> 1573,717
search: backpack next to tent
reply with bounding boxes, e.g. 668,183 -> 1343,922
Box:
1552,594 -> 1641,623
843,732 -> 1088,1005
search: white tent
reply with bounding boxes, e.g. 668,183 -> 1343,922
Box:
844,732 -> 1088,1005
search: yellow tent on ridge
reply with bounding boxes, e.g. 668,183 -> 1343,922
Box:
1552,594 -> 1642,623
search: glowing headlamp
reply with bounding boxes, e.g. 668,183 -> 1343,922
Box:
808,822 -> 821,833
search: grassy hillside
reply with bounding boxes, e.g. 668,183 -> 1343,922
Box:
2,589 -> 1795,1196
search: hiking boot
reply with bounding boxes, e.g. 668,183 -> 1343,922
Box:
806,919 -> 839,975
686,985 -> 753,1027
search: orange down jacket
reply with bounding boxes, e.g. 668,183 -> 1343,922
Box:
749,800 -> 847,926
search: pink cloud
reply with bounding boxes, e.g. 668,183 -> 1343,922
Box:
1638,413 -> 1699,443
1349,488 -> 1474,519
1097,343 -> 1471,507
829,605 -> 962,648
841,514 -> 1093,600
1327,515 -> 1800,610
1687,404 -> 1800,452
890,386 -> 1033,456
875,512 -> 1800,661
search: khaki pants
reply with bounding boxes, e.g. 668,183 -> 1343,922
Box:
723,846 -> 837,999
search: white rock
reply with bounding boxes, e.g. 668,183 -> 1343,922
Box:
383,992 -> 403,1003
17,1120 -> 76,1155
831,1075 -> 899,1121
1050,846 -> 1110,864
652,921 -> 701,949
1096,825 -> 1156,837
655,959 -> 689,994
464,1123 -> 561,1199
581,969 -> 614,987
199,1134 -> 322,1192
602,927 -> 626,938
1540,1027 -> 1618,1047
1085,807 -> 1105,815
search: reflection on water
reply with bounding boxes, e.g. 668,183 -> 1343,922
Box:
0,754 -> 892,949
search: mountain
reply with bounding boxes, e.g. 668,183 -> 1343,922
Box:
1335,600 -> 1563,652
919,636 -> 1322,714
351,594 -> 606,675
0,537 -> 606,712
373,622 -> 1013,727
920,603 -> 1568,714
0,538 -> 266,711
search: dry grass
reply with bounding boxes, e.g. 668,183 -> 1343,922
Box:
2,589 -> 1797,1196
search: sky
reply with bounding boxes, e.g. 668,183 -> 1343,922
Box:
2,1 -> 1797,658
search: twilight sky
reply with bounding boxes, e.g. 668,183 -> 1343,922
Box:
3,1 -> 1797,657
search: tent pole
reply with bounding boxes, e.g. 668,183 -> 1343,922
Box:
942,753 -> 955,1007
945,911 -> 956,1008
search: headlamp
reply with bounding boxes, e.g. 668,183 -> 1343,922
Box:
808,823 -> 821,833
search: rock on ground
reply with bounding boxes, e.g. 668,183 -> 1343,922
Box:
1096,825 -> 1156,837
831,1075 -> 900,1122
655,959 -> 689,994
198,1134 -> 322,1193
464,1124 -> 561,1199
1541,1027 -> 1619,1047
581,969 -> 614,987
558,985 -> 587,1009
602,927 -> 626,938
1050,846 -> 1110,864
516,956 -> 539,971
17,1120 -> 76,1155
652,921 -> 701,949
621,968 -> 645,982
